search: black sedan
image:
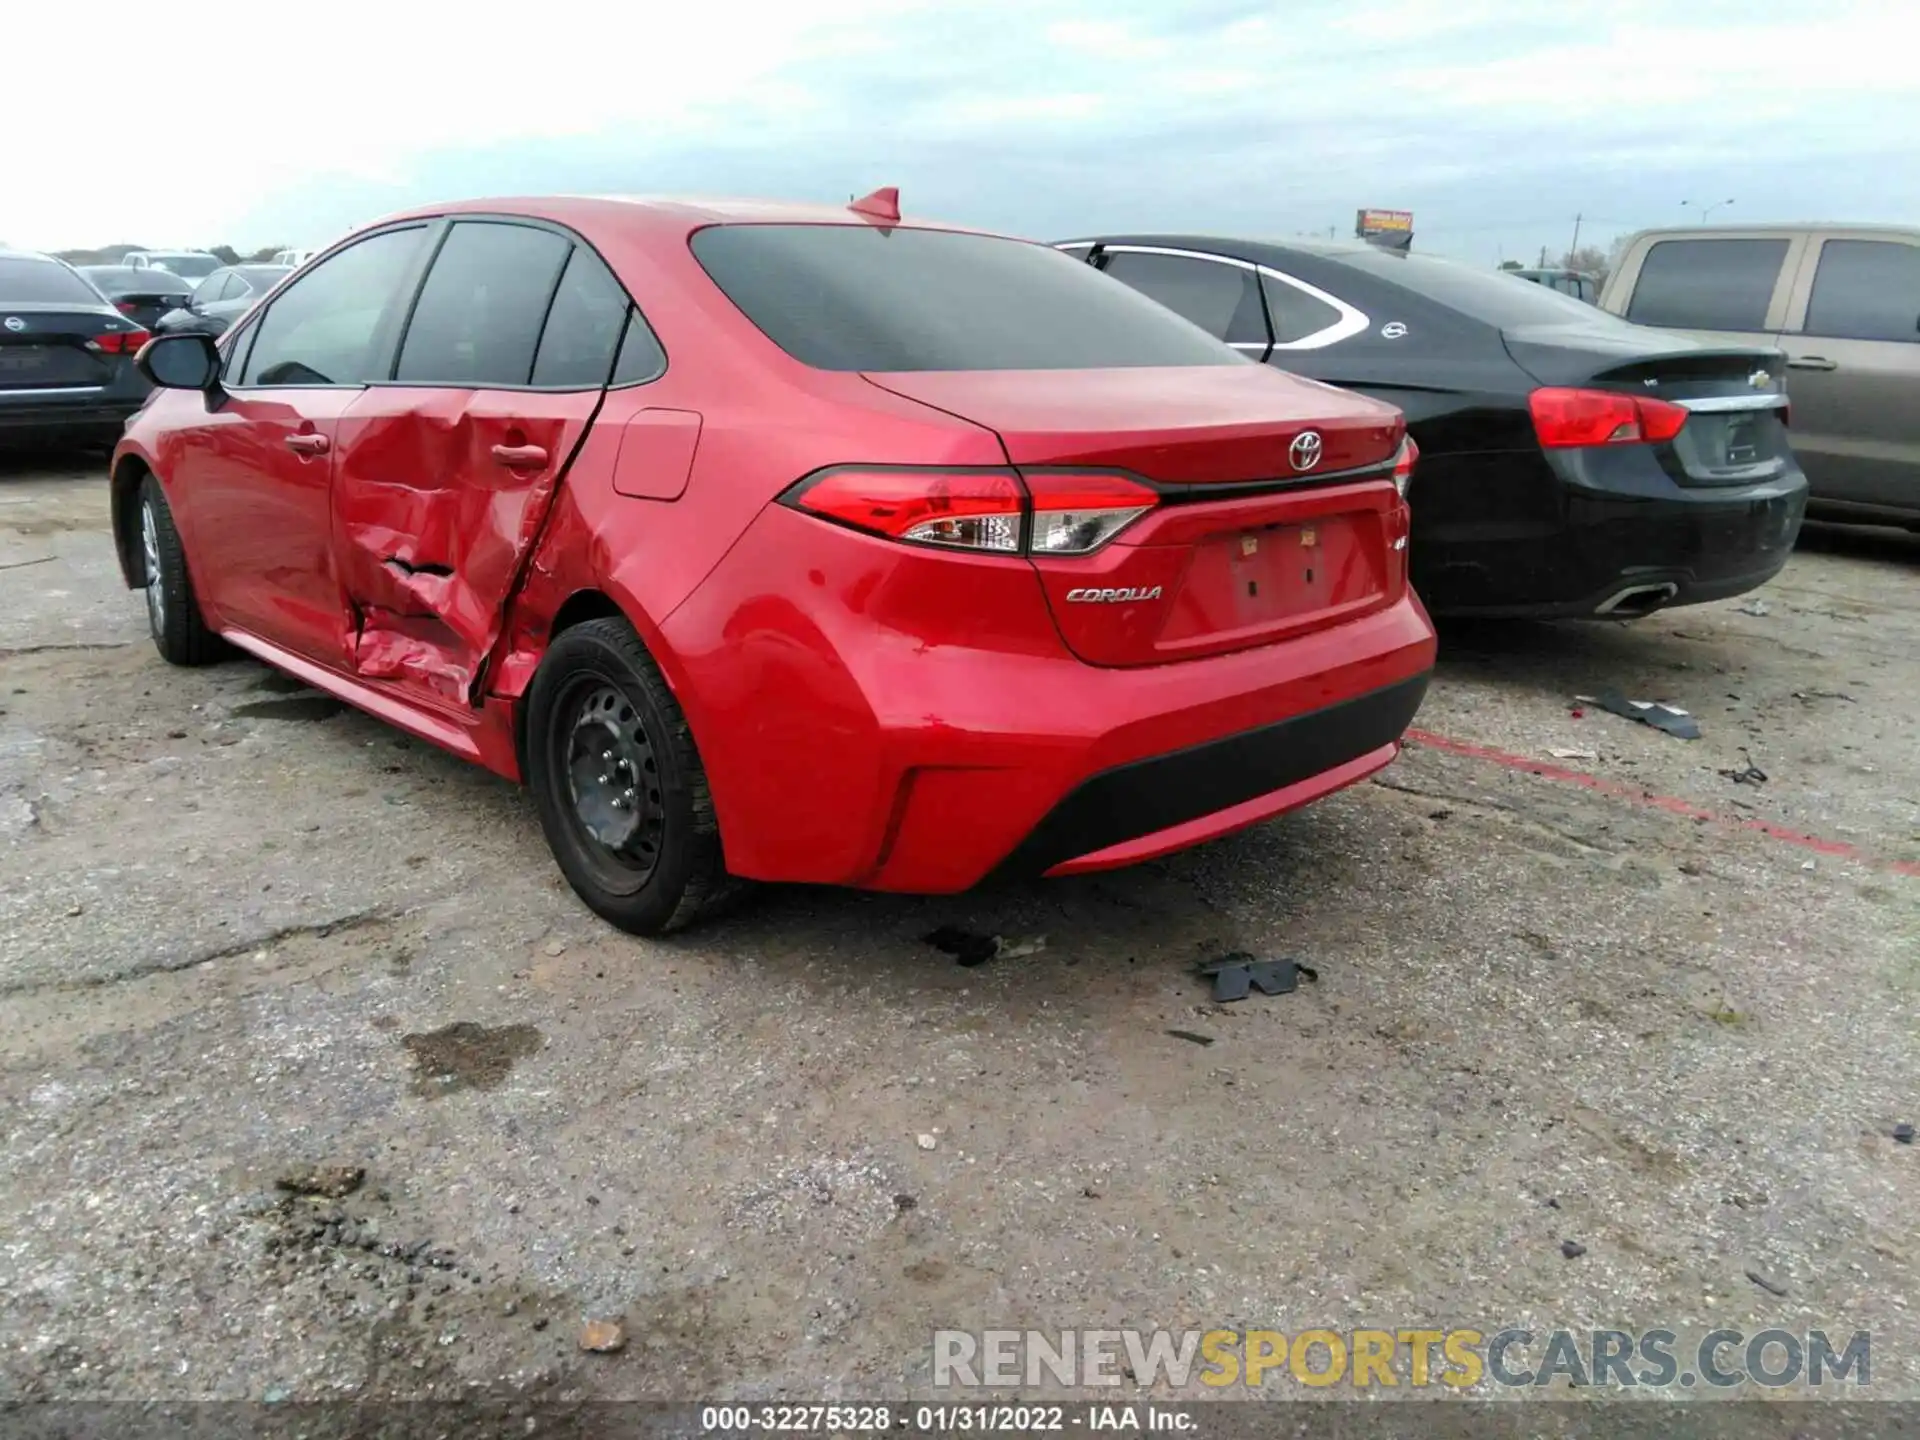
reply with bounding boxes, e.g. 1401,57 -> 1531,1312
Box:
75,265 -> 194,331
0,251 -> 152,451
1055,234 -> 1808,619
153,264 -> 291,337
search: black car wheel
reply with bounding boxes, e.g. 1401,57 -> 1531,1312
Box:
524,617 -> 738,935
139,475 -> 225,665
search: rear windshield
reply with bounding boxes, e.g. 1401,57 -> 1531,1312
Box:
690,224 -> 1244,372
0,257 -> 104,305
1324,247 -> 1624,330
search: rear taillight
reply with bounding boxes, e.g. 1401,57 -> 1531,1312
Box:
784,466 -> 1157,556
89,329 -> 150,355
115,301 -> 139,316
790,468 -> 1025,553
1025,472 -> 1157,556
1390,435 -> 1418,498
1529,387 -> 1689,449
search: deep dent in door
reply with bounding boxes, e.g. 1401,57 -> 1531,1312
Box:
331,387 -> 603,704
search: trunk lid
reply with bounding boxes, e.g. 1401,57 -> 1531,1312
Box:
1502,321 -> 1793,489
865,365 -> 1401,481
0,306 -> 137,390
865,366 -> 1410,667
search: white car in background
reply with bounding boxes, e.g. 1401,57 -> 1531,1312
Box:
269,248 -> 319,267
123,250 -> 221,280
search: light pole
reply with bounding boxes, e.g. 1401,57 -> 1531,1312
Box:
1682,198 -> 1735,224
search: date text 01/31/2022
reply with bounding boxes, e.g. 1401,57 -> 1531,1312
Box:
699,1404 -> 1195,1432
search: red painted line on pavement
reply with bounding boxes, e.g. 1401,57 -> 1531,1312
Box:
1403,727 -> 1920,878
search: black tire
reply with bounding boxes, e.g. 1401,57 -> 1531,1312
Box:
138,474 -> 226,665
523,617 -> 739,935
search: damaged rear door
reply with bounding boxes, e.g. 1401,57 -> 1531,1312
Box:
330,220 -> 633,707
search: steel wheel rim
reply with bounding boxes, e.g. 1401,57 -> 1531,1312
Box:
141,501 -> 164,634
561,681 -> 664,885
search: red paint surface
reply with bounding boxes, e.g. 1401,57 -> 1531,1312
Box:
1404,728 -> 1920,878
115,195 -> 1440,890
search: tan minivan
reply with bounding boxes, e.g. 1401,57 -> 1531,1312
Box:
1600,225 -> 1920,528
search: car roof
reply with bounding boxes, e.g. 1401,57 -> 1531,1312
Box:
363,193 -> 998,242
0,248 -> 58,263
1621,222 -> 1920,239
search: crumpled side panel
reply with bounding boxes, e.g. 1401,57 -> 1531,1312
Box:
332,387 -> 601,702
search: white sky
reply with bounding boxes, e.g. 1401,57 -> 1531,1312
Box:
4,0 -> 1915,262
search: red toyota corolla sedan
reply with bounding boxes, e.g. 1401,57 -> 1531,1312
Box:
112,192 -> 1436,934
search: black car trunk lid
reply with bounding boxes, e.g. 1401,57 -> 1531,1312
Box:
1502,322 -> 1792,489
0,306 -> 136,390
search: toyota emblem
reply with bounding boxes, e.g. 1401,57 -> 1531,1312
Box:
3,316 -> 25,332
1290,430 -> 1324,472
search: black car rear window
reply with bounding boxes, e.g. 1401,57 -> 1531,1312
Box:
1319,247 -> 1619,330
0,257 -> 105,305
690,224 -> 1244,372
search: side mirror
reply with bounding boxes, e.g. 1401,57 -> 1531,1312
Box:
137,331 -> 221,390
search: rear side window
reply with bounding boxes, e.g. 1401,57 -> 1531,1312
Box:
1804,240 -> 1920,343
241,226 -> 427,387
530,245 -> 634,388
691,224 -> 1241,372
0,257 -> 103,305
1263,277 -> 1346,344
1625,239 -> 1789,331
397,222 -> 572,386
1098,251 -> 1269,346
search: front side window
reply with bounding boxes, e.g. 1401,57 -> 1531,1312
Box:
240,226 -> 427,387
395,221 -> 572,386
691,224 -> 1242,372
1625,239 -> 1789,332
1098,251 -> 1270,346
1804,240 -> 1920,343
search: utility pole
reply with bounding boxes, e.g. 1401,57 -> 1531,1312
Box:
1569,213 -> 1582,263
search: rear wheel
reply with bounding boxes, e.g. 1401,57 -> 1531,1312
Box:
523,617 -> 737,935
138,475 -> 225,666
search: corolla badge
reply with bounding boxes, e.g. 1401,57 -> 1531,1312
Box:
3,316 -> 25,332
1290,430 -> 1324,472
1065,586 -> 1163,603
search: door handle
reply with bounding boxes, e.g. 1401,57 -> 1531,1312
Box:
284,432 -> 330,456
491,442 -> 548,468
1788,356 -> 1838,371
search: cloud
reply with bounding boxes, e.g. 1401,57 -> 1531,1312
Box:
5,0 -> 1913,265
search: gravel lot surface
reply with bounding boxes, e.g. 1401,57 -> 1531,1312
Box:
2,452 -> 1916,1420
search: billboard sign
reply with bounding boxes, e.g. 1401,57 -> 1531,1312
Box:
1356,208 -> 1414,251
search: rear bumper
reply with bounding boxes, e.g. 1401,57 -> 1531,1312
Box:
1412,448 -> 1808,618
0,393 -> 144,445
662,501 -> 1437,893
994,670 -> 1429,878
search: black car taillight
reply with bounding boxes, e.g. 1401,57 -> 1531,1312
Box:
1529,387 -> 1688,448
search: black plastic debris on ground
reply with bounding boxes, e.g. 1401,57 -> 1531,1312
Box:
922,927 -> 1045,968
922,926 -> 999,967
1197,952 -> 1318,1003
1895,1123 -> 1915,1145
1585,689 -> 1702,740
1718,750 -> 1769,785
1165,1029 -> 1216,1047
